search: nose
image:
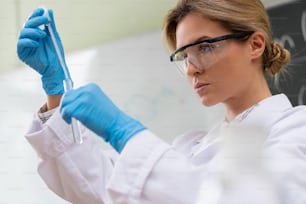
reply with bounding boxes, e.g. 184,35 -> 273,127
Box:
185,58 -> 204,76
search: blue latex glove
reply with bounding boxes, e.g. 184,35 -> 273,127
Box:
60,83 -> 146,152
17,8 -> 65,95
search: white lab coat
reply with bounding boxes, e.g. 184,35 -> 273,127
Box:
25,94 -> 306,204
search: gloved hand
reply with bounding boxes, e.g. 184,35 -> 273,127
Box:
17,8 -> 65,95
60,83 -> 146,152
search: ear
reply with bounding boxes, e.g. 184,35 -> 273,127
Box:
248,31 -> 266,60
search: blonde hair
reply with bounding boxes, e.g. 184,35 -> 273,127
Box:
163,0 -> 290,76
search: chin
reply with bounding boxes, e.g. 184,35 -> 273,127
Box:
200,96 -> 218,107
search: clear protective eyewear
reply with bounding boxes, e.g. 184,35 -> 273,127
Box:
170,32 -> 254,75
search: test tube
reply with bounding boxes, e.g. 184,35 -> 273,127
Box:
42,7 -> 83,144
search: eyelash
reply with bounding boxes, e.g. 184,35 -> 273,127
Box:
181,42 -> 220,60
199,44 -> 212,53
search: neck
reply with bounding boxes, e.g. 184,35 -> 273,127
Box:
224,79 -> 272,122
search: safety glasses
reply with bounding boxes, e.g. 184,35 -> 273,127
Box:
170,31 -> 254,75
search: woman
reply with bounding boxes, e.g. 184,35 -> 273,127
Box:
17,0 -> 306,204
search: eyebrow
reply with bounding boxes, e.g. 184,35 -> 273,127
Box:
175,35 -> 217,55
178,35 -> 212,50
193,35 -> 212,43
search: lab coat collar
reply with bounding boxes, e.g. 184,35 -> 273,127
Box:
225,94 -> 293,126
191,94 -> 293,160
256,93 -> 292,112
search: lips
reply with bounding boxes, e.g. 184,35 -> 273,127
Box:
194,82 -> 210,94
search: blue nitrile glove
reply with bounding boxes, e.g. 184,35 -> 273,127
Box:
60,83 -> 146,152
17,8 -> 65,95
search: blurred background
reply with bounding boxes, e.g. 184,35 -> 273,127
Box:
0,0 -> 304,203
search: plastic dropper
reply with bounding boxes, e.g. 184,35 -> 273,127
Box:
42,7 -> 83,144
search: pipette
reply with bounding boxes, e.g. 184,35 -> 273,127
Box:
42,7 -> 83,144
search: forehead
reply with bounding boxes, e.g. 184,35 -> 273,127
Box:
176,13 -> 229,49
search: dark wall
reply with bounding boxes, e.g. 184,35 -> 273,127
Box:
267,0 -> 306,105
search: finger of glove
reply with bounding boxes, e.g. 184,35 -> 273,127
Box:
17,38 -> 39,60
17,38 -> 39,49
47,10 -> 58,32
24,16 -> 49,29
19,27 -> 46,40
17,28 -> 45,62
60,105 -> 72,124
60,85 -> 100,121
27,8 -> 45,20
60,92 -> 84,124
60,93 -> 73,124
60,89 -> 79,107
60,89 -> 83,117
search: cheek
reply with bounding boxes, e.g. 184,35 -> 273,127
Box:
215,46 -> 250,81
209,55 -> 247,93
211,57 -> 240,82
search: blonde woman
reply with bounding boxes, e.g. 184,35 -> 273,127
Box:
17,0 -> 306,204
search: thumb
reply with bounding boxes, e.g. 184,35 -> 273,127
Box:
48,9 -> 57,32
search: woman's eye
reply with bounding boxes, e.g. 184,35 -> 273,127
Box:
181,52 -> 188,60
199,44 -> 211,53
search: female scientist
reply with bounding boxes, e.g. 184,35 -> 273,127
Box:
17,0 -> 306,204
